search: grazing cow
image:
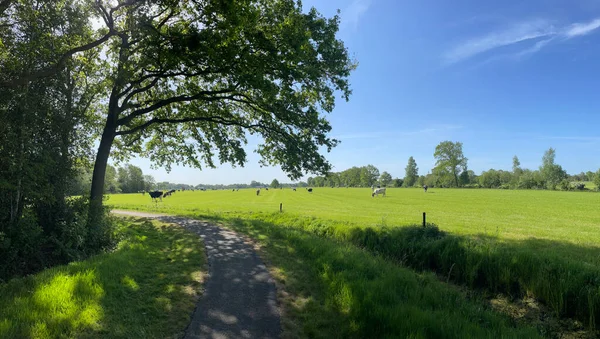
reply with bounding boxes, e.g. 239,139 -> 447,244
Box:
293,188 -> 296,191
423,185 -> 428,193
372,187 -> 386,197
256,189 -> 260,196
149,190 -> 163,202
307,188 -> 313,193
265,187 -> 269,191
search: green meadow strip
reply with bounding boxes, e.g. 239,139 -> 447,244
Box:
0,218 -> 206,339
218,216 -> 540,338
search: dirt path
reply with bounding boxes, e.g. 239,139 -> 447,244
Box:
112,210 -> 281,339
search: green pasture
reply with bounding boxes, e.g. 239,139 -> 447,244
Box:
108,187 -> 600,330
108,187 -> 600,250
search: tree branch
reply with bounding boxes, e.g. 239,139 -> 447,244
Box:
1,30 -> 116,88
119,68 -> 222,98
0,0 -> 12,15
119,77 -> 160,109
115,89 -> 238,126
116,116 -> 261,136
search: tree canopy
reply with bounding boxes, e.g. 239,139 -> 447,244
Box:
87,0 -> 356,204
433,141 -> 468,187
404,156 -> 418,187
270,178 -> 280,188
379,171 -> 392,187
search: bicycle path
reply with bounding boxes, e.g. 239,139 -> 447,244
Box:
112,210 -> 281,339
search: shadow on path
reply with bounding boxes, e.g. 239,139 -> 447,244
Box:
112,210 -> 280,339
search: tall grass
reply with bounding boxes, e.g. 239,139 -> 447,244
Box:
220,216 -> 541,338
0,218 -> 206,338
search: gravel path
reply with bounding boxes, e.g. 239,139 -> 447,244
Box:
112,210 -> 281,339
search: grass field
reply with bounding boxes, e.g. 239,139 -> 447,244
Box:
0,218 -> 206,338
108,187 -> 600,330
108,187 -> 600,250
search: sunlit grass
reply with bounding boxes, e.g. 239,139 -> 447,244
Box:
108,188 -> 600,261
215,217 -> 540,338
108,188 -> 600,330
0,218 -> 206,339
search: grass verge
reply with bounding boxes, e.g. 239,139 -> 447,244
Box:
206,215 -> 540,338
0,217 -> 206,339
226,212 -> 600,331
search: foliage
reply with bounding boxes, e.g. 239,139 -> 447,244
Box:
105,165 -> 121,194
308,165 -> 381,187
0,197 -> 116,282
0,0 -> 112,281
0,217 -> 206,338
433,141 -> 468,187
594,169 -> 600,190
117,164 -> 146,193
403,156 -> 418,187
393,178 -> 404,187
379,171 -> 392,186
270,178 -> 280,188
478,169 -> 512,188
540,148 -> 567,190
86,0 -> 356,205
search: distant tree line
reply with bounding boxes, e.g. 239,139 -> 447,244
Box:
306,141 -> 600,191
69,163 -> 158,195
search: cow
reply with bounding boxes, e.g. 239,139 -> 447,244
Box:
293,188 -> 296,191
423,185 -> 428,193
307,188 -> 313,193
149,190 -> 164,202
256,189 -> 260,196
372,187 -> 386,197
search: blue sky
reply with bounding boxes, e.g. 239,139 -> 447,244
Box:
127,0 -> 600,184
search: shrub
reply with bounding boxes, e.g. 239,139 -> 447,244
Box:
0,198 -> 117,282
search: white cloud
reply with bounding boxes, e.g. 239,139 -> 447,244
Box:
444,17 -> 600,64
342,0 -> 372,30
564,18 -> 600,37
512,38 -> 554,59
443,19 -> 555,64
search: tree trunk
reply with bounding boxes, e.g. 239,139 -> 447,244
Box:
90,118 -> 117,207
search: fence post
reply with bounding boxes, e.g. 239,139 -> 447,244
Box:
280,203 -> 282,213
423,212 -> 426,227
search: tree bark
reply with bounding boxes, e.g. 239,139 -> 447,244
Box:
90,112 -> 117,208
89,33 -> 129,211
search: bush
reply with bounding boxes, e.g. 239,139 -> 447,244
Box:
0,198 -> 117,283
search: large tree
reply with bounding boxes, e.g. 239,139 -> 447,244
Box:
403,156 -> 418,187
379,171 -> 392,187
433,141 -> 468,187
87,0 -> 355,211
594,169 -> 600,190
539,148 -> 567,189
359,165 -> 379,187
270,178 -> 280,188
